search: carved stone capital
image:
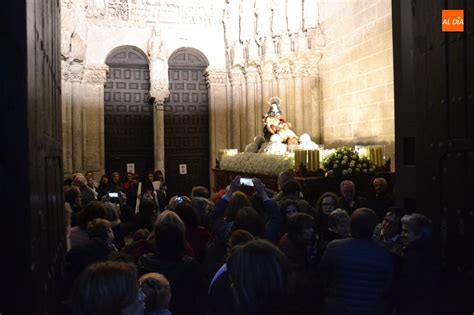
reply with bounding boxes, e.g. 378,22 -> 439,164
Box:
244,67 -> 259,84
83,64 -> 109,84
149,81 -> 170,103
292,63 -> 306,77
230,68 -> 244,85
62,61 -> 84,82
108,0 -> 130,21
273,63 -> 292,80
204,68 -> 228,87
258,61 -> 274,82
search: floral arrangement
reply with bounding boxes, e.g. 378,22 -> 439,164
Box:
220,152 -> 293,176
322,146 -> 375,177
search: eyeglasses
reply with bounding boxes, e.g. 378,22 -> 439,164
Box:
322,202 -> 335,206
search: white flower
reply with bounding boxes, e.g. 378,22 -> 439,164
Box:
347,168 -> 353,173
342,170 -> 348,175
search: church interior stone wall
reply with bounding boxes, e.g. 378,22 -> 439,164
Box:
60,0 -> 396,180
318,0 -> 395,167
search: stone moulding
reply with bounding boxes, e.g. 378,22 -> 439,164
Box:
62,61 -> 84,82
83,64 -> 109,84
204,68 -> 228,86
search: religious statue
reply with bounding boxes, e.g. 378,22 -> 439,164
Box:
298,133 -> 319,150
239,0 -> 255,45
271,0 -> 287,37
223,0 -> 243,66
147,27 -> 169,101
303,0 -> 319,30
259,134 -> 288,155
286,0 -> 303,34
223,0 -> 239,46
262,97 -> 298,143
255,0 -> 271,45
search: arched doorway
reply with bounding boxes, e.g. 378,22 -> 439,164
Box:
104,46 -> 154,180
165,48 -> 210,197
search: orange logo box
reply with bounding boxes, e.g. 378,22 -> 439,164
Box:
442,10 -> 464,32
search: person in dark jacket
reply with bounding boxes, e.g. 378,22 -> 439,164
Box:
208,230 -> 255,315
319,208 -> 393,315
318,208 -> 350,257
73,173 -> 97,207
372,207 -> 404,255
205,176 -> 282,278
394,213 -> 438,315
65,219 -> 119,287
368,177 -> 395,222
72,261 -> 144,315
276,180 -> 316,220
228,239 -> 291,315
337,180 -> 368,215
137,221 -> 208,315
315,192 -> 338,242
174,202 -> 213,263
96,174 -> 111,200
278,212 -> 316,272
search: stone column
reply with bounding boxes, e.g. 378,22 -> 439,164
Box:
260,61 -> 274,129
274,63 -> 292,122
245,66 -> 259,144
306,56 -> 322,142
153,100 -> 165,175
68,63 -> 84,173
83,64 -> 108,176
292,63 -> 304,136
148,61 -> 170,176
302,69 -> 313,139
204,68 -> 228,190
61,61 -> 73,175
309,74 -> 321,143
230,68 -> 244,150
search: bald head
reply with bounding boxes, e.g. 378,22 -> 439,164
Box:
373,177 -> 388,195
340,180 -> 355,201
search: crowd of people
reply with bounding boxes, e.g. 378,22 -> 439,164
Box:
62,170 -> 438,315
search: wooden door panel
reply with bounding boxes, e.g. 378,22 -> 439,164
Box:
165,54 -> 209,197
105,48 -> 153,179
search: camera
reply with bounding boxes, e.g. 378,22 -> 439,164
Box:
108,192 -> 119,198
239,177 -> 254,187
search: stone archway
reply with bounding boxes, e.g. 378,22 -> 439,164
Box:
104,46 -> 154,179
164,48 -> 210,196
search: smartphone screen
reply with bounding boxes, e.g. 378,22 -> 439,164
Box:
240,177 -> 254,187
108,192 -> 119,198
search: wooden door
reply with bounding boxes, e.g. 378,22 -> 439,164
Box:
393,0 -> 474,312
105,47 -> 154,180
165,48 -> 210,197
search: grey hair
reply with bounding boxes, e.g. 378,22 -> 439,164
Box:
155,210 -> 185,234
340,180 -> 355,189
401,213 -> 432,239
328,208 -> 350,228
373,177 -> 387,185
